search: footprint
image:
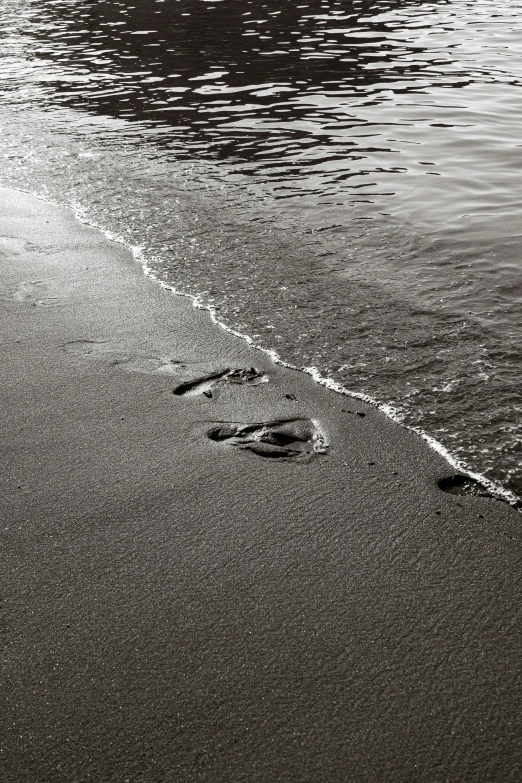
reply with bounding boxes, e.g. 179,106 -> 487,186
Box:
173,367 -> 268,398
110,356 -> 184,376
4,279 -> 65,307
207,417 -> 328,459
438,474 -> 520,509
0,237 -> 28,255
61,340 -> 185,375
61,344 -> 268,391
61,340 -> 110,357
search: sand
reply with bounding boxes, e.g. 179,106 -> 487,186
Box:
2,186 -> 521,782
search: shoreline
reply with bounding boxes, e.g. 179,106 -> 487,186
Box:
3,186 -> 522,781
10,184 -> 520,509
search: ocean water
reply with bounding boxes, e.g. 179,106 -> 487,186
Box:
0,0 -> 520,499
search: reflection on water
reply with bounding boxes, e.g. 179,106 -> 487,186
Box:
14,0 -> 467,156
6,0 -> 522,216
0,0 -> 520,497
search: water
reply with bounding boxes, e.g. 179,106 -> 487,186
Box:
0,0 -> 520,499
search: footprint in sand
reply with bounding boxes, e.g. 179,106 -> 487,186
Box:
438,474 -> 520,509
108,353 -> 185,375
173,367 -> 268,398
61,340 -> 185,375
0,237 -> 28,255
207,417 -> 328,460
61,342 -> 271,393
2,279 -> 65,307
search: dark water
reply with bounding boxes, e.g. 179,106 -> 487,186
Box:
0,0 -> 521,499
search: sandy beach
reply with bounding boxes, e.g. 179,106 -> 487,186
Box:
2,187 -> 522,782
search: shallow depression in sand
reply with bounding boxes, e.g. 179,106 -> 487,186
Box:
61,340 -> 184,375
207,417 -> 328,460
1,279 -> 65,308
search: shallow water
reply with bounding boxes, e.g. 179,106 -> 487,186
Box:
0,0 -> 520,497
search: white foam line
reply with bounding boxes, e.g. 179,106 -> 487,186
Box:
5,184 -> 520,510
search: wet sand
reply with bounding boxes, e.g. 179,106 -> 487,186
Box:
2,187 -> 522,782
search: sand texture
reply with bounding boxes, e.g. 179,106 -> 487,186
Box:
1,187 -> 522,782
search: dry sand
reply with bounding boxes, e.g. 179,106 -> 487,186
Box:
2,187 -> 522,782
